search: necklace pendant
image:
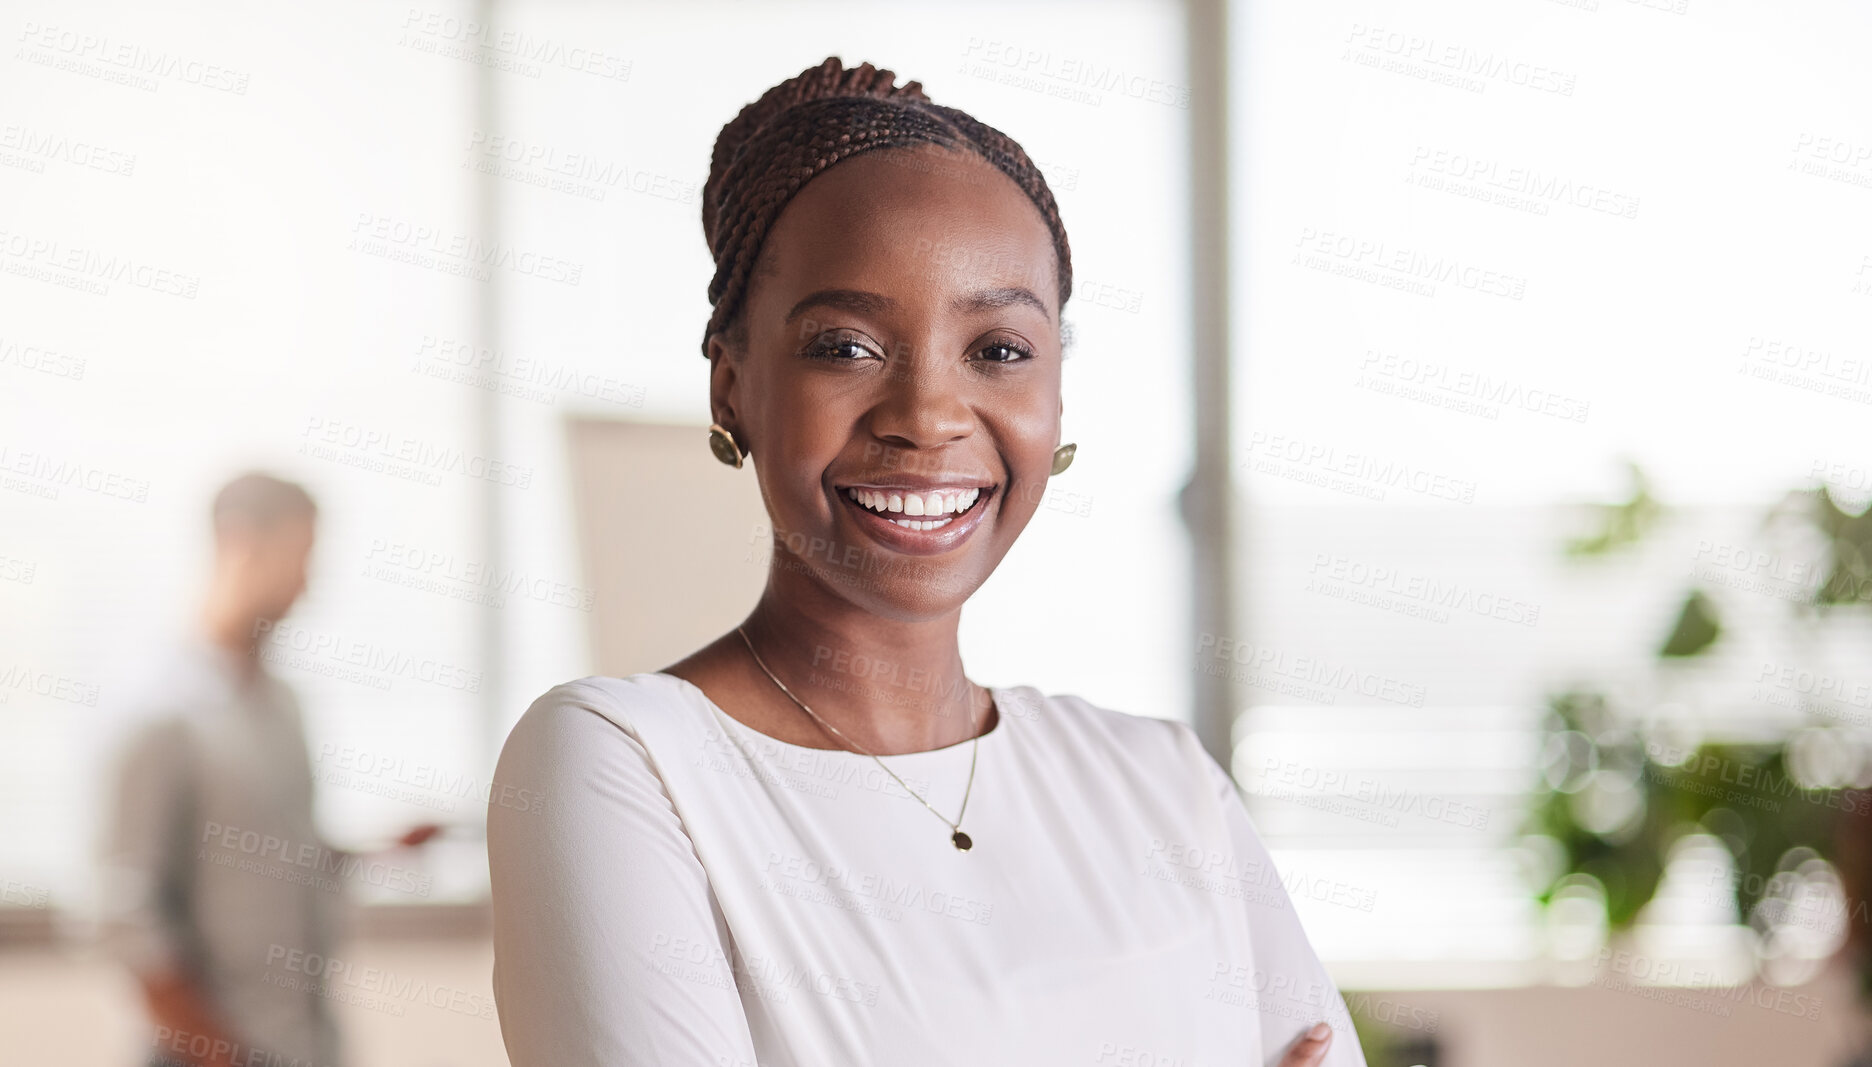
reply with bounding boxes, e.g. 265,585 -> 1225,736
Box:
951,829 -> 972,851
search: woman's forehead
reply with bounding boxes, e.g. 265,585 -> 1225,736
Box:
756,149 -> 1060,314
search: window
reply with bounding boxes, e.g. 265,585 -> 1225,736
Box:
1230,0 -> 1872,985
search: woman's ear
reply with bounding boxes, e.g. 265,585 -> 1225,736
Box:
707,333 -> 745,453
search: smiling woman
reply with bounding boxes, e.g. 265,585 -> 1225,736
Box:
484,56 -> 1366,1067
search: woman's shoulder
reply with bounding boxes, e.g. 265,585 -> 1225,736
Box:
1007,686 -> 1240,827
489,673 -> 715,826
529,670 -> 691,712
499,672 -> 702,760
1003,684 -> 1208,769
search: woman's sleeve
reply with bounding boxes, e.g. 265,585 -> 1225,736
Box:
487,681 -> 760,1067
1181,724 -> 1370,1067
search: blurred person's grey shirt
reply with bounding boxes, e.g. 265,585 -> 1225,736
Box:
98,633 -> 345,1067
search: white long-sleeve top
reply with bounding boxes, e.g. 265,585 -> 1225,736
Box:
487,672 -> 1367,1067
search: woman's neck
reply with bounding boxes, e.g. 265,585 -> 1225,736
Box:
737,590 -> 989,756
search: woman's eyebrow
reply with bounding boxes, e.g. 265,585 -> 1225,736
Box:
953,286 -> 1051,320
782,285 -> 1052,324
784,288 -> 897,324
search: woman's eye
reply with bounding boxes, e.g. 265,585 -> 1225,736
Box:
805,336 -> 879,362
976,342 -> 1033,364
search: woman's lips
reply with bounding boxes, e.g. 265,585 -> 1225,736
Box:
834,484 -> 995,556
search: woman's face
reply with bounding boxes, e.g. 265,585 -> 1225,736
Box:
712,144 -> 1064,622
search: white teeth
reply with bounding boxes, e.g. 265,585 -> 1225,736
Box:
846,486 -> 985,525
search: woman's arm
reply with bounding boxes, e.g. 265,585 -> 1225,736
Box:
487,682 -> 761,1066
1188,731 -> 1370,1067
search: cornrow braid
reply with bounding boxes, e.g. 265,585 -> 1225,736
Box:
699,55 -> 1073,358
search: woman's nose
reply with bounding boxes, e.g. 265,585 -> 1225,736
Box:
866,348 -> 973,448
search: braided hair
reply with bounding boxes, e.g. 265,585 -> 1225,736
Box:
700,56 -> 1073,359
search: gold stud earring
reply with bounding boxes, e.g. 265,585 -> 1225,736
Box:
1051,442 -> 1076,475
708,423 -> 744,468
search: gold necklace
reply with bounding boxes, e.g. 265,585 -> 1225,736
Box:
735,625 -> 981,852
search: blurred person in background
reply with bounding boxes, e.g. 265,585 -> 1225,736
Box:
96,471 -> 437,1067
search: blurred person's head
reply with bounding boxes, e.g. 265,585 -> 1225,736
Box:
700,57 -> 1073,622
206,471 -> 318,634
